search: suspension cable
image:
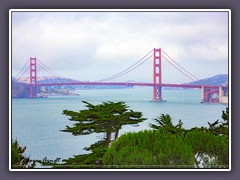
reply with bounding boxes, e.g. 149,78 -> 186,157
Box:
97,49 -> 153,82
161,49 -> 199,81
15,60 -> 29,79
16,65 -> 30,82
162,55 -> 197,82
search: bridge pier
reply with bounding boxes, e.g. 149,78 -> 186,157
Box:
218,84 -> 228,104
201,85 -> 226,103
153,85 -> 163,101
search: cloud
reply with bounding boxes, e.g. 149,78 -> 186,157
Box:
11,11 -> 229,80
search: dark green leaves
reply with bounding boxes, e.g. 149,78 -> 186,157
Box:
62,101 -> 146,138
149,114 -> 184,135
11,140 -> 35,169
60,101 -> 146,168
60,103 -> 229,169
103,130 -> 195,168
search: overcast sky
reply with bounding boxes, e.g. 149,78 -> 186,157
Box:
11,10 -> 229,82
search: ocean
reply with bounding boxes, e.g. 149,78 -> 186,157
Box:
11,87 -> 227,166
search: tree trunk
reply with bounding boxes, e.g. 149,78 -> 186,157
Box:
114,130 -> 119,140
194,153 -> 200,168
106,131 -> 111,143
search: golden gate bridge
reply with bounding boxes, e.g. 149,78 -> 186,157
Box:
14,48 -> 228,103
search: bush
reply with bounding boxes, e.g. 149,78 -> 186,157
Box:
11,140 -> 35,168
103,129 -> 195,168
184,130 -> 228,168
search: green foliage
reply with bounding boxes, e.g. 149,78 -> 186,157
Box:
11,140 -> 35,169
62,101 -> 145,139
60,103 -> 229,169
51,140 -> 109,169
103,108 -> 229,168
149,114 -> 184,135
208,107 -> 229,136
188,107 -> 229,168
59,101 -> 146,168
103,129 -> 195,168
184,129 -> 228,168
56,144 -> 107,168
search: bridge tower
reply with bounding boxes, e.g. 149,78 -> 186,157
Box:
153,48 -> 163,101
29,57 -> 37,98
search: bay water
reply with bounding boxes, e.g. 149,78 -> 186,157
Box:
11,87 -> 227,166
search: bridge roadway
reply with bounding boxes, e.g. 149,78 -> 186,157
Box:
33,82 -> 220,89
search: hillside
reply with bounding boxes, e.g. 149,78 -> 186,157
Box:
12,76 -> 80,98
12,80 -> 30,98
12,76 -> 132,98
189,74 -> 228,86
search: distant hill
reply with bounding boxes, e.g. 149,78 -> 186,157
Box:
189,74 -> 228,86
12,80 -> 30,98
12,76 -> 133,98
37,76 -> 81,91
12,76 -> 82,98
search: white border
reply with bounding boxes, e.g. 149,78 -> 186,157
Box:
9,9 -> 12,171
9,9 -> 231,172
228,9 -> 232,172
10,9 -> 230,12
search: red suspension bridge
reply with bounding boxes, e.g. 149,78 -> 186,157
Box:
14,48 -> 228,103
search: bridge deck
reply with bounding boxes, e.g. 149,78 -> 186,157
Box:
30,82 -> 221,89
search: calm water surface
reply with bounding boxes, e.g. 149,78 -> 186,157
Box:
12,87 -> 226,165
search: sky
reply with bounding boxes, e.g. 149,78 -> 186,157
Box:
11,10 -> 229,82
